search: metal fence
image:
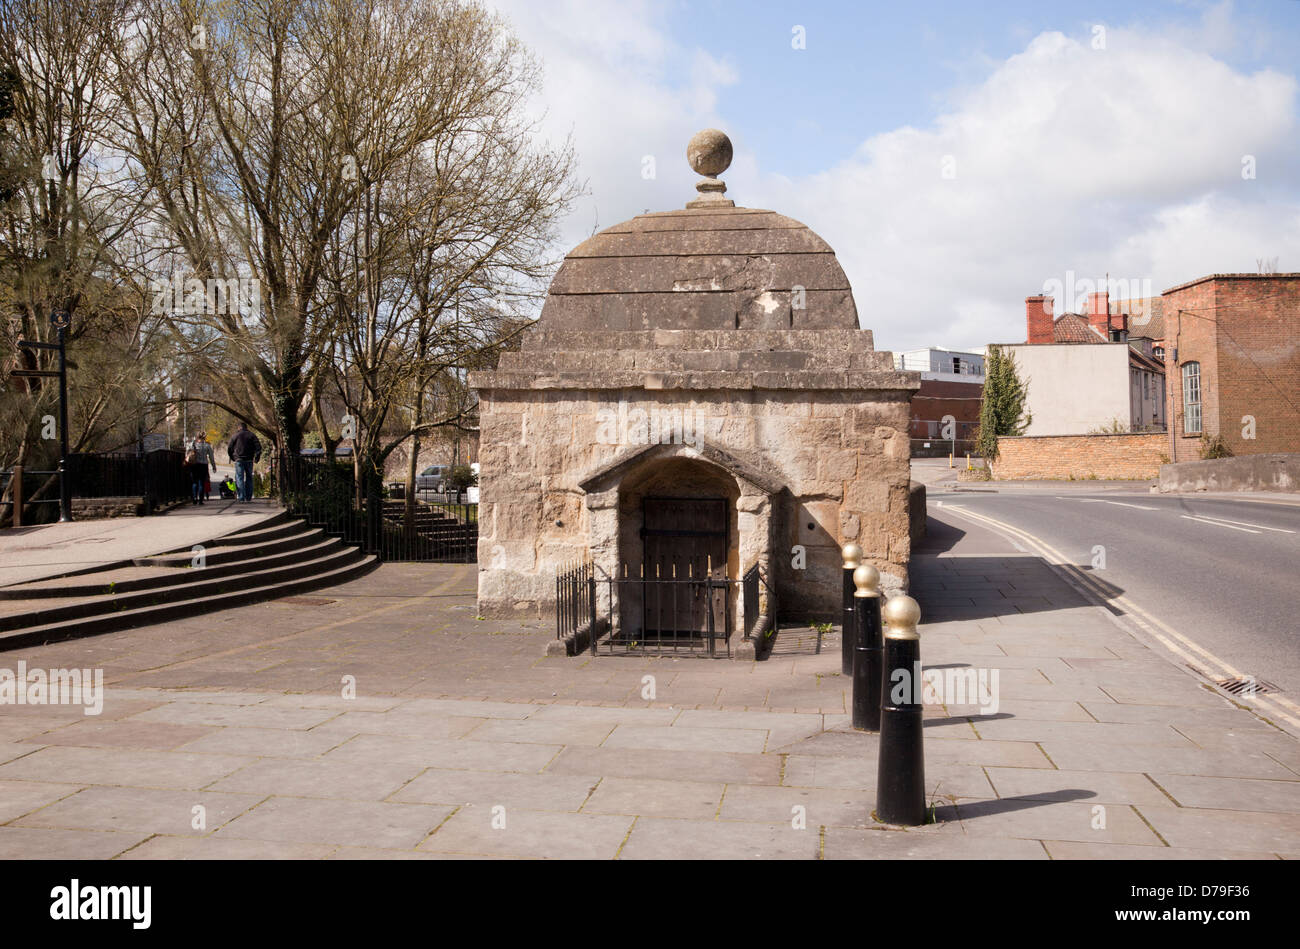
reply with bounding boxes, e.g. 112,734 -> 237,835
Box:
66,450 -> 189,507
0,467 -> 60,526
279,452 -> 477,563
1,450 -> 188,526
556,561 -> 777,658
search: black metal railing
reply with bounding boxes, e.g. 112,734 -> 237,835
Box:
555,560 -> 595,643
0,467 -> 60,526
64,449 -> 189,507
279,452 -> 477,563
1,450 -> 188,526
557,563 -> 776,658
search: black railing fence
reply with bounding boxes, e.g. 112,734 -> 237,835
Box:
556,561 -> 778,658
0,467 -> 60,526
1,449 -> 188,526
556,559 -> 595,643
66,450 -> 189,506
279,452 -> 477,563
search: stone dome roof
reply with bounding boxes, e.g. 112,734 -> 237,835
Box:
539,206 -> 860,333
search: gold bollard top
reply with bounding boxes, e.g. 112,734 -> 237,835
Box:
841,543 -> 863,569
852,563 -> 880,598
883,595 -> 921,640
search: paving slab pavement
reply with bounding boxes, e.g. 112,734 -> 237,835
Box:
0,515 -> 1297,859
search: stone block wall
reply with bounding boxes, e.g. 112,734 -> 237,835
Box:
993,433 -> 1168,480
72,496 -> 147,518
474,386 -> 914,620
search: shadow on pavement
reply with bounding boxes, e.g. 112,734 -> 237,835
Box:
933,789 -> 1097,823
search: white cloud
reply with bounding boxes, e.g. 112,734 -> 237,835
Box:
488,0 -> 737,246
747,26 -> 1300,349
490,4 -> 1300,352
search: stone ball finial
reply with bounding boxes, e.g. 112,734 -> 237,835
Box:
687,129 -> 733,177
685,129 -> 736,210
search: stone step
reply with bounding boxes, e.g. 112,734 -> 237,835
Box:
0,539 -> 368,635
0,551 -> 379,652
134,521 -> 326,569
0,534 -> 348,600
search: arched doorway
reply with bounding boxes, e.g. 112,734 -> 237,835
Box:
618,457 -> 738,640
577,439 -> 780,657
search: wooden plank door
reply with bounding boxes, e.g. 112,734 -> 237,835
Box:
642,497 -> 727,635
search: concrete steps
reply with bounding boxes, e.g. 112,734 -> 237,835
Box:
0,513 -> 378,651
378,500 -> 477,549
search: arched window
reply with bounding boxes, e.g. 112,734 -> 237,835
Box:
1181,362 -> 1202,435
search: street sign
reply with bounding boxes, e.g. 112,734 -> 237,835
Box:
17,339 -> 58,351
50,310 -> 70,329
9,369 -> 60,378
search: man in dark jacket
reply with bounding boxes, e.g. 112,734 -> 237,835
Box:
227,422 -> 263,502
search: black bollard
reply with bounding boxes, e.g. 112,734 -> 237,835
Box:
851,564 -> 881,731
876,595 -> 925,826
840,543 -> 862,675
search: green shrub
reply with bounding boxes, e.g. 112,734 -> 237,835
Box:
1198,434 -> 1234,459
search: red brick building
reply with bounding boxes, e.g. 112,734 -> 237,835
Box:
1159,273 -> 1300,462
894,349 -> 984,455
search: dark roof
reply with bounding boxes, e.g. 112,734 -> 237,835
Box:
539,207 -> 859,334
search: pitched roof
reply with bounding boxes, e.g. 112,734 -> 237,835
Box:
1127,296 -> 1165,340
1051,313 -> 1107,343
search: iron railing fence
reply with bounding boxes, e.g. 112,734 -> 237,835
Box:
65,450 -> 189,507
0,467 -> 60,526
1,450 -> 187,526
555,562 -> 778,658
279,452 -> 477,563
555,559 -> 595,644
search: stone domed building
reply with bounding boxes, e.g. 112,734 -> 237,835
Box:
470,131 -> 919,656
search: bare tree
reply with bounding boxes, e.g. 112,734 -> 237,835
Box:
308,0 -> 577,519
0,0 -> 167,522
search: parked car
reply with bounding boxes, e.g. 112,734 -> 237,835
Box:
414,464 -> 451,493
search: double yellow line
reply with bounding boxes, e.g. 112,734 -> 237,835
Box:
941,503 -> 1300,733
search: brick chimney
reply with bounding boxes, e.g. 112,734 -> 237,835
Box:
1086,291 -> 1111,338
1026,294 -> 1054,344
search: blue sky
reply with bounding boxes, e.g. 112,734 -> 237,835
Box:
675,1 -> 1300,177
491,0 -> 1300,350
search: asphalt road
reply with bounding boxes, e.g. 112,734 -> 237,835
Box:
926,484 -> 1300,702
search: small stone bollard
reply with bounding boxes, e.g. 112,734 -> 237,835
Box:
851,563 -> 882,731
876,594 -> 925,826
840,543 -> 862,675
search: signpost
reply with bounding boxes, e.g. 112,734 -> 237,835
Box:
10,311 -> 72,522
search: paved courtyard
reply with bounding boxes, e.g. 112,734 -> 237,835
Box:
1,513 -> 1297,859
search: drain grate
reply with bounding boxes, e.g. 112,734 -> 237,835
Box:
1215,676 -> 1280,696
279,596 -> 337,607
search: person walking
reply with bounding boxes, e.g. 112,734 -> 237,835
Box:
186,432 -> 216,505
227,422 -> 262,502
195,432 -> 217,502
